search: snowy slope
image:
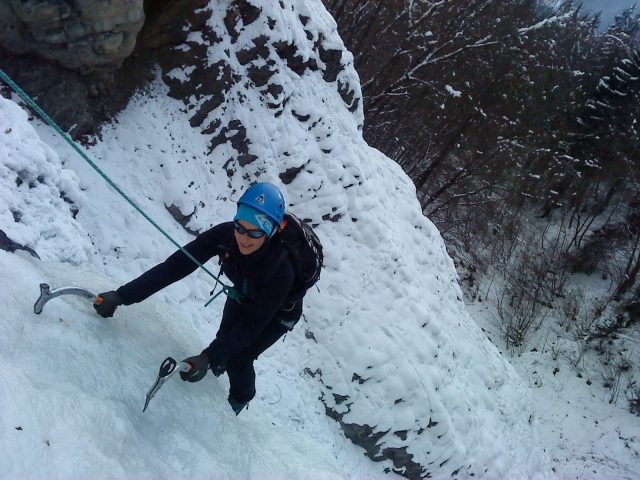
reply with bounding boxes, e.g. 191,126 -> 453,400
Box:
0,250 -> 351,479
0,0 -> 553,478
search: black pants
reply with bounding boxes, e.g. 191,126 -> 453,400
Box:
225,299 -> 303,403
225,320 -> 289,403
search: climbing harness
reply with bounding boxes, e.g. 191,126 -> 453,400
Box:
0,68 -> 235,306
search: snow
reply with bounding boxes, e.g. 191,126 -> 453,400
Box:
518,13 -> 573,34
445,85 -> 462,98
0,251 -> 352,480
0,99 -> 91,264
1,0 -> 635,478
0,86 -> 542,480
468,292 -> 640,479
0,81 -> 540,479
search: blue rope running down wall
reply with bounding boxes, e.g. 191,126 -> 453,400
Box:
0,68 -> 236,305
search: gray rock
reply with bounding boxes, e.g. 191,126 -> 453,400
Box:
0,0 -> 144,72
0,230 -> 39,259
165,204 -> 200,236
0,0 -> 208,137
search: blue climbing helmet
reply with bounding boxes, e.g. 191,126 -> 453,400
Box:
236,182 -> 286,237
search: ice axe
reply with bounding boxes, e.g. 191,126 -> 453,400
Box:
34,283 -> 100,314
143,356 -> 192,412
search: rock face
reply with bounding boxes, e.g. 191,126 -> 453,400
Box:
0,0 -> 208,137
157,0 -> 360,165
0,0 -> 144,71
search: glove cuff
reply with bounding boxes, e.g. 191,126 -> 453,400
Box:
114,288 -> 131,306
201,347 -> 225,376
113,292 -> 124,305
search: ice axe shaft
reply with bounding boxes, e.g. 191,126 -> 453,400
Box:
34,283 -> 99,314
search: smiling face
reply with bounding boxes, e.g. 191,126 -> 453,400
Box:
234,220 -> 267,255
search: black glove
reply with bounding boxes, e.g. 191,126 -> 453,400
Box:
180,353 -> 210,382
94,291 -> 123,318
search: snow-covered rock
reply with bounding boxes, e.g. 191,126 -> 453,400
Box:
0,1 -> 552,478
0,98 -> 91,263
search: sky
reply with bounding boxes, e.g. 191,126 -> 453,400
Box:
1,0 -> 638,479
582,0 -> 635,26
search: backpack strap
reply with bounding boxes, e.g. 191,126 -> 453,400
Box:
209,227 -> 241,302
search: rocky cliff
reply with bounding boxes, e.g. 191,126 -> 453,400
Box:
0,0 -> 207,137
0,0 -> 144,71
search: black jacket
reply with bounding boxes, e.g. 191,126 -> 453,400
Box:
116,222 -> 295,366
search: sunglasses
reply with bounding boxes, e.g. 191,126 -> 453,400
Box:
234,220 -> 267,239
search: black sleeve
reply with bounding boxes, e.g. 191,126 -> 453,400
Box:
116,223 -> 231,305
203,259 -> 294,367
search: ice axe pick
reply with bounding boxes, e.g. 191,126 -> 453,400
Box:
34,283 -> 100,314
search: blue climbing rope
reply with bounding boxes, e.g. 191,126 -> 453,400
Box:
0,68 -> 237,305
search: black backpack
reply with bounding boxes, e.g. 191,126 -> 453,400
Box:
277,213 -> 323,300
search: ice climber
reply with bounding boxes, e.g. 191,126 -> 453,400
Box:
94,182 -> 309,415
